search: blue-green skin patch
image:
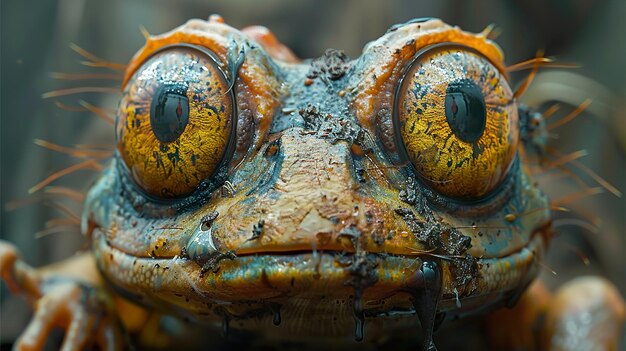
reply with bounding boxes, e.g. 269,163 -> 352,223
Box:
84,17 -> 551,346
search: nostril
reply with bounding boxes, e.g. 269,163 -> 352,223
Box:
185,211 -> 220,262
200,211 -> 219,231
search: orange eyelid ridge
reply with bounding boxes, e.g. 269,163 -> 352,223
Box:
122,22 -> 232,88
118,48 -> 235,198
354,20 -> 507,131
120,19 -> 283,160
397,48 -> 518,198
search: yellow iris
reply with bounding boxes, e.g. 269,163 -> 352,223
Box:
117,47 -> 233,198
397,46 -> 518,199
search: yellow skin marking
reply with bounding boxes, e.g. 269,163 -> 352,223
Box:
398,48 -> 517,198
117,48 -> 232,197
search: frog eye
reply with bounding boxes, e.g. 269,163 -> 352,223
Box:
116,45 -> 235,198
395,44 -> 518,199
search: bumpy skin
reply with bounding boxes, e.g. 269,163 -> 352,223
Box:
1,16 -> 624,350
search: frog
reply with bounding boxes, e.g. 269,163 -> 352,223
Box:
1,15 -> 624,350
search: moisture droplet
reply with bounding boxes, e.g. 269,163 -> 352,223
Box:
355,316 -> 364,342
353,288 -> 365,342
269,303 -> 282,326
273,311 -> 281,326
222,316 -> 230,338
408,260 -> 442,351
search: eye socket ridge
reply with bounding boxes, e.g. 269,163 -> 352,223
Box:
116,44 -> 238,202
392,42 -> 518,201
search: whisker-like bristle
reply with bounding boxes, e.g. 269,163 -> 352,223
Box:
69,43 -> 127,72
43,200 -> 81,222
405,246 -> 436,253
513,50 -> 545,98
139,25 -> 151,40
78,100 -> 116,125
521,205 -> 570,217
79,61 -> 126,71
44,186 -> 85,202
536,260 -> 558,276
29,159 -> 104,194
568,159 -> 622,198
541,103 -> 561,121
480,24 -> 495,37
54,101 -> 89,112
481,23 -> 502,40
552,187 -> 604,206
555,164 -> 595,191
544,146 -> 622,198
50,72 -> 123,80
42,87 -> 120,99
45,217 -> 81,228
53,101 -> 117,125
5,197 -> 43,211
405,246 -> 463,261
535,169 -> 570,183
544,149 -> 589,169
503,206 -> 569,223
559,240 -> 592,266
508,57 -> 552,71
514,64 -> 539,98
35,225 -> 81,239
74,143 -> 115,151
4,186 -> 85,211
34,139 -> 113,159
529,157 -> 589,182
507,57 -> 579,72
546,99 -> 592,131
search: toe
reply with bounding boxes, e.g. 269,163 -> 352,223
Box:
95,316 -> 125,351
14,294 -> 65,351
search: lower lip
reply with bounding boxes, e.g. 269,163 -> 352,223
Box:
95,228 -> 543,322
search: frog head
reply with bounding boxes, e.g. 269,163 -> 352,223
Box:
84,16 -> 551,346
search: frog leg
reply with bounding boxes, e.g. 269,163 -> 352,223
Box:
0,240 -> 124,351
486,280 -> 552,350
487,277 -> 625,351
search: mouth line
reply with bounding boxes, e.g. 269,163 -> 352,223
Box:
179,219 -> 552,264
94,226 -> 545,297
209,248 -> 445,260
94,219 -> 550,266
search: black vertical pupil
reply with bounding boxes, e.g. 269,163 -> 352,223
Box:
444,78 -> 486,143
150,84 -> 190,143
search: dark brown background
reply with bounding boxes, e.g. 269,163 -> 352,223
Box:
1,0 -> 625,348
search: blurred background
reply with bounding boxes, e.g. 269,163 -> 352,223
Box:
1,0 -> 624,348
